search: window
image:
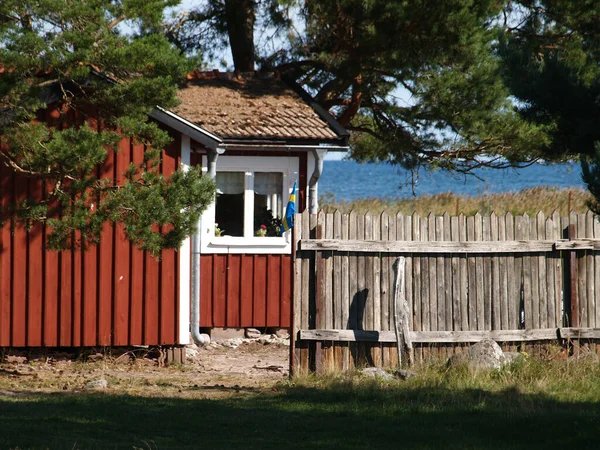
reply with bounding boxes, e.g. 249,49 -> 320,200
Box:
200,155 -> 299,254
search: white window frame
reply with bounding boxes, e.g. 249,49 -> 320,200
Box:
200,155 -> 300,254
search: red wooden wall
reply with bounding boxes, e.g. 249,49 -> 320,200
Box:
199,254 -> 292,328
0,107 -> 181,347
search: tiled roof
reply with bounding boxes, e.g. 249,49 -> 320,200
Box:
170,71 -> 343,141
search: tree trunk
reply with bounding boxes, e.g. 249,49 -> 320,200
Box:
225,0 -> 256,71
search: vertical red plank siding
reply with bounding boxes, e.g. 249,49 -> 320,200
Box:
212,255 -> 227,326
97,136 -> 115,345
253,255 -> 267,327
71,234 -> 83,347
200,254 -> 213,327
240,255 -> 254,327
27,181 -> 44,346
82,243 -> 98,346
144,249 -> 160,345
12,175 -> 28,347
159,137 -> 179,344
129,142 -> 146,344
0,162 -> 12,346
1,107 -> 181,349
199,253 -> 293,329
226,254 -> 241,327
43,194 -> 59,347
113,137 -> 131,346
266,255 -> 281,327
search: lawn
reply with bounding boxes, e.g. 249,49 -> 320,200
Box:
2,357 -> 600,450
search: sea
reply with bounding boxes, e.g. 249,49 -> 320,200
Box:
318,159 -> 585,201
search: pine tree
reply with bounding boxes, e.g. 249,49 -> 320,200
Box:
498,0 -> 600,209
168,0 -> 550,176
0,0 -> 215,256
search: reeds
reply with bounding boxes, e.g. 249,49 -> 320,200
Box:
320,186 -> 592,217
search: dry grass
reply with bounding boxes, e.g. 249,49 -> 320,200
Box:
320,186 -> 592,217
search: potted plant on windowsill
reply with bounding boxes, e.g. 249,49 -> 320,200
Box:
255,224 -> 267,237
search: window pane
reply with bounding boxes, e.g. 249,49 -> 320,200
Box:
254,172 -> 282,237
215,172 -> 244,237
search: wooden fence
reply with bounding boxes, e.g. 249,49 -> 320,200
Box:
292,210 -> 600,374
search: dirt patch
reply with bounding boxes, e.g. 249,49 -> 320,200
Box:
0,339 -> 290,399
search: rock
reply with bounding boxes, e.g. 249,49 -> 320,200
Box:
185,347 -> 199,360
360,367 -> 395,381
258,337 -> 272,345
85,379 -> 108,389
275,328 -> 290,339
394,369 -> 417,380
5,355 -> 27,364
447,339 -> 506,371
198,333 -> 211,345
87,352 -> 104,362
245,328 -> 261,339
221,338 -> 243,349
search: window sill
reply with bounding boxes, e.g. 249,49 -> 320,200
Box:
202,235 -> 291,254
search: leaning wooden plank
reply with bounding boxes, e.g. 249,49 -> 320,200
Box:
392,256 -> 412,366
299,239 -> 558,253
300,328 -> 560,343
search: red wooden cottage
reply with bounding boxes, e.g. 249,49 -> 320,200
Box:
0,71 -> 348,350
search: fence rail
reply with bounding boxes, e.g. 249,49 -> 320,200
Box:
292,210 -> 600,374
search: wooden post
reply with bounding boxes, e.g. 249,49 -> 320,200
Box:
392,257 -> 413,367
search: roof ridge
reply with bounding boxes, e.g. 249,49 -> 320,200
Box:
186,70 -> 280,81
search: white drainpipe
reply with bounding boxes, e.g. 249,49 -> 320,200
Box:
309,148 -> 328,214
190,148 -> 223,346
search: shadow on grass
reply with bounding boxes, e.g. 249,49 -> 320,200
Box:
1,383 -> 600,450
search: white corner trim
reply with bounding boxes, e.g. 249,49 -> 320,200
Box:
178,135 -> 191,345
151,107 -> 222,150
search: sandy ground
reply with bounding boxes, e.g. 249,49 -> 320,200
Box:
0,338 -> 290,399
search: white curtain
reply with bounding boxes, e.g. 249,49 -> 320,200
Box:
254,172 -> 282,195
216,172 -> 244,195
255,172 -> 282,215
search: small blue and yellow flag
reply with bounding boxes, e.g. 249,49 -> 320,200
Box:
281,181 -> 297,235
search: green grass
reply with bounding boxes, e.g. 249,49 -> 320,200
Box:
320,186 -> 592,217
3,358 -> 600,449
